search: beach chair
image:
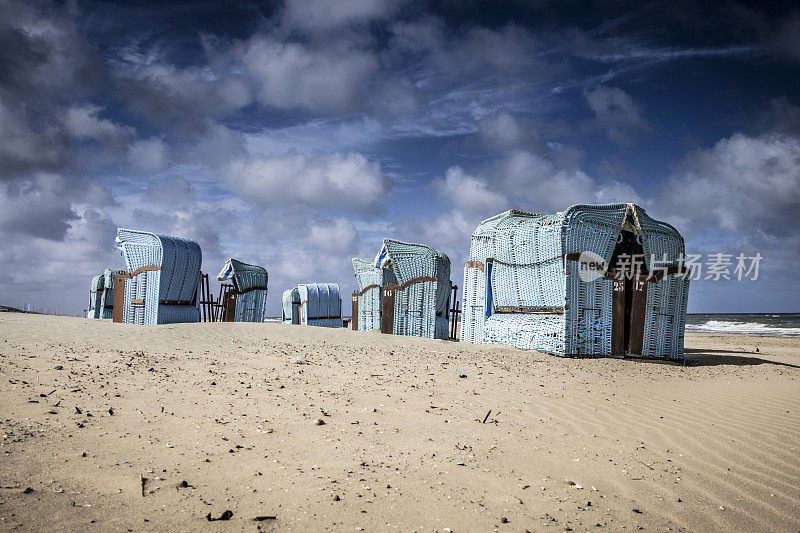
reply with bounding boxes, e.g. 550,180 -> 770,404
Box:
88,274 -> 104,318
282,283 -> 342,327
113,228 -> 202,325
351,257 -> 397,331
298,283 -> 342,327
282,288 -> 300,324
98,268 -> 127,319
216,259 -> 268,322
375,239 -> 452,339
460,204 -> 690,359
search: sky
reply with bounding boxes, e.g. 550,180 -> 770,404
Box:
1,0 -> 799,316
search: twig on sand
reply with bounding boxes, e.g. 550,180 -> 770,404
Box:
140,475 -> 147,497
482,410 -> 492,424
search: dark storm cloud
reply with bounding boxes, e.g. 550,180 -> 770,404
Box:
0,0 -> 106,178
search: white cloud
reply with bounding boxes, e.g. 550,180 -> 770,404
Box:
433,166 -> 509,214
432,148 -> 643,226
116,61 -> 251,123
244,116 -> 384,157
475,110 -> 539,152
128,137 -> 168,171
281,0 -> 401,32
305,217 -> 359,254
661,132 -> 800,236
584,86 -> 650,143
64,105 -> 133,156
225,151 -> 390,213
0,98 -> 63,177
0,173 -> 77,240
391,21 -> 544,79
238,36 -> 377,113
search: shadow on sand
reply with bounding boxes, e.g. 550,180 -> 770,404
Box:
683,348 -> 800,368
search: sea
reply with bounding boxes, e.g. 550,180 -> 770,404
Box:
270,313 -> 800,337
686,313 -> 800,337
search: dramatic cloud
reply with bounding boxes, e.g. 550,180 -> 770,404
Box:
433,166 -> 509,215
305,217 -> 359,254
128,138 -> 168,171
115,60 -> 251,124
0,0 -> 102,106
390,21 -> 545,81
584,86 -> 650,143
0,98 -> 64,177
0,174 -> 78,240
64,105 -> 133,157
474,110 -> 542,153
0,1 -> 104,178
280,0 -> 402,32
756,97 -> 800,137
662,133 -> 800,237
225,151 -> 390,213
236,36 -> 377,113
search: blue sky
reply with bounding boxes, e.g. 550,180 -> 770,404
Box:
1,0 -> 799,315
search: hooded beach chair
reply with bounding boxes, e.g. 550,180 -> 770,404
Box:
87,274 -> 104,318
112,228 -> 202,325
282,288 -> 300,324
351,257 -> 397,331
216,258 -> 268,322
298,283 -> 342,327
282,283 -> 342,327
460,203 -> 690,359
371,239 -> 452,339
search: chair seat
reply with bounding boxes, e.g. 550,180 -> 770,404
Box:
484,313 -> 566,353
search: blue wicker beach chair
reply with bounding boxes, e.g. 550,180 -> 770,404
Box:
460,203 -> 690,360
216,259 -> 268,322
375,239 -> 452,340
114,228 -> 202,325
351,257 -> 397,331
88,274 -> 104,319
297,283 -> 342,327
282,288 -> 300,324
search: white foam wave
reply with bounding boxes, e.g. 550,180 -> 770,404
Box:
686,319 -> 800,337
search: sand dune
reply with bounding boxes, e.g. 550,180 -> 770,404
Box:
0,313 -> 798,532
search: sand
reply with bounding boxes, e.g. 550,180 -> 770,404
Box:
0,313 -> 798,532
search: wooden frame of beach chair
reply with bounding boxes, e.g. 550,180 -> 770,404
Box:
460,204 -> 691,360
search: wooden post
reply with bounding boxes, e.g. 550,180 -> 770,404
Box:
611,277 -> 626,356
351,292 -> 358,330
449,284 -> 460,339
204,273 -> 213,322
628,274 -> 648,356
380,285 -> 398,334
112,274 -> 126,323
222,290 -> 236,322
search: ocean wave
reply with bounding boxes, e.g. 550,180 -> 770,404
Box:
686,319 -> 800,337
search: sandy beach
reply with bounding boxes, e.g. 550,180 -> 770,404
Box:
0,313 -> 798,532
